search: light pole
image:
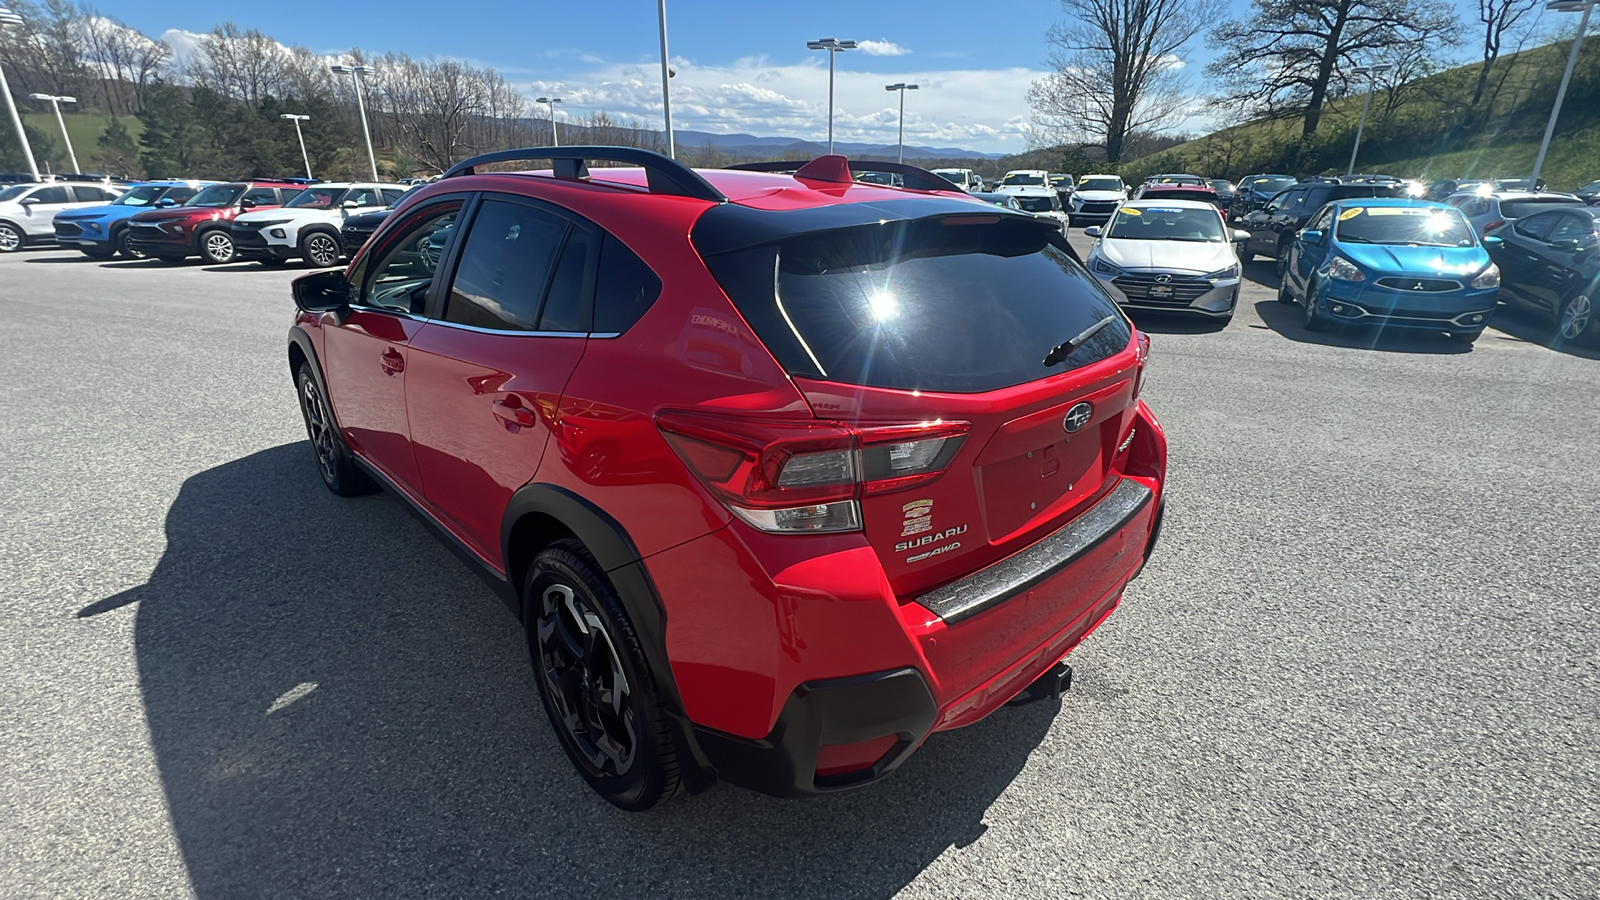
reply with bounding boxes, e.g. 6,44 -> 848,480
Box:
27,93 -> 76,173
0,7 -> 39,181
885,83 -> 919,164
1532,0 -> 1596,184
1345,63 -> 1392,177
280,114 -> 313,180
537,97 -> 565,147
658,0 -> 674,158
330,64 -> 379,181
806,38 -> 857,155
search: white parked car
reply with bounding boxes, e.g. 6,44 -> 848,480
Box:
995,169 -> 1050,194
1067,175 -> 1128,226
0,181 -> 124,253
930,167 -> 981,191
1006,186 -> 1069,231
1082,199 -> 1249,322
230,182 -> 406,267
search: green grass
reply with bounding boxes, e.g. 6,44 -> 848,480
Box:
18,112 -> 142,174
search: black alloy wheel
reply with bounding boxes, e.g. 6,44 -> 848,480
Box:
527,539 -> 682,811
1556,291 -> 1594,345
302,232 -> 341,268
1303,282 -> 1332,332
200,229 -> 236,264
294,365 -> 373,497
0,222 -> 21,253
115,228 -> 145,259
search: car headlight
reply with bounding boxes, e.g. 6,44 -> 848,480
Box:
1204,264 -> 1240,281
1092,256 -> 1122,276
1327,257 -> 1366,282
1471,263 -> 1500,289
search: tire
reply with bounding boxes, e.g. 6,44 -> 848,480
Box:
526,539 -> 683,812
0,222 -> 22,253
1275,245 -> 1291,277
114,228 -> 145,259
294,365 -> 375,497
1277,274 -> 1296,304
199,228 -> 236,264
1239,248 -> 1255,264
1303,283 -> 1332,332
301,231 -> 342,268
1555,291 -> 1596,346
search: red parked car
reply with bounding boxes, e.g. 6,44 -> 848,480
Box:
287,148 -> 1168,810
1135,182 -> 1222,207
127,180 -> 304,264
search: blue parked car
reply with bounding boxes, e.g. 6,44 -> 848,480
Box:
52,180 -> 211,259
1277,198 -> 1502,343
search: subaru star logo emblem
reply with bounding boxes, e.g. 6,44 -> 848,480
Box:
1154,274 -> 1172,284
1063,402 -> 1093,433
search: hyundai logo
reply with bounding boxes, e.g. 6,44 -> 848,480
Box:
1063,402 -> 1093,433
1154,274 -> 1172,284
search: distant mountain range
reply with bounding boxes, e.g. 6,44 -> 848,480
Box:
673,130 -> 1005,161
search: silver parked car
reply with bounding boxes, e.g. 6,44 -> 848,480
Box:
1443,190 -> 1586,237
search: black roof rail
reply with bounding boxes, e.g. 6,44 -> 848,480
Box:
442,146 -> 726,203
724,157 -> 965,193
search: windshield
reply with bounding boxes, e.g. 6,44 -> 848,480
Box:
1106,206 -> 1226,242
111,185 -> 165,207
286,187 -> 348,209
934,171 -> 966,184
704,217 -> 1129,393
0,185 -> 30,203
1501,197 -> 1584,217
1079,177 -> 1122,192
1001,173 -> 1044,186
1334,206 -> 1475,247
1246,176 -> 1296,194
1015,196 -> 1059,213
187,185 -> 245,208
1208,180 -> 1234,192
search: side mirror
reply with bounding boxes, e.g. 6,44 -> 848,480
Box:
19,196 -> 39,205
341,199 -> 361,209
1482,235 -> 1503,248
292,270 -> 350,315
1232,229 -> 1251,243
1301,229 -> 1324,245
157,197 -> 177,208
239,198 -> 257,209
1082,225 -> 1103,237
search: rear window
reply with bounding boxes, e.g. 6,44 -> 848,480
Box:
1501,197 -> 1584,218
705,217 -> 1130,393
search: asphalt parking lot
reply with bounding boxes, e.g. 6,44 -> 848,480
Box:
2,240 -> 1597,900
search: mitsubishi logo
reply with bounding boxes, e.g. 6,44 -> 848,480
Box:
1412,282 -> 1426,291
1063,402 -> 1094,433
1154,274 -> 1172,284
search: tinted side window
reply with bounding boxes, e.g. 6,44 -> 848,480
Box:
1270,190 -> 1300,212
71,186 -> 107,202
444,199 -> 568,332
360,204 -> 461,315
382,189 -> 406,205
594,234 -> 663,334
538,227 -> 594,333
346,188 -> 383,207
161,186 -> 199,204
1303,188 -> 1332,210
1548,213 -> 1595,244
243,187 -> 279,207
35,186 -> 70,203
1307,206 -> 1334,231
1514,212 -> 1560,242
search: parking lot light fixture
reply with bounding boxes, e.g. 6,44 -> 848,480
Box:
0,7 -> 40,182
280,114 -> 313,180
885,83 -> 919,165
330,64 -> 380,181
1345,63 -> 1392,177
1532,0 -> 1596,184
27,93 -> 77,173
658,0 -> 674,158
806,38 -> 858,155
536,97 -> 565,147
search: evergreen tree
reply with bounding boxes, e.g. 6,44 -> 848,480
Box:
96,117 -> 141,178
137,81 -> 223,178
0,123 -> 58,175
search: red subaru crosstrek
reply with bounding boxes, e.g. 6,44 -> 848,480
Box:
127,180 -> 305,264
287,148 -> 1167,810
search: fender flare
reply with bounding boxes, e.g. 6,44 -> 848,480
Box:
286,324 -> 330,403
192,222 -> 230,253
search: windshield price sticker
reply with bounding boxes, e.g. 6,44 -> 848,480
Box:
1339,208 -> 1365,220
1367,207 -> 1427,216
1120,207 -> 1142,216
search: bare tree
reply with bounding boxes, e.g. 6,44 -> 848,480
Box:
1208,0 -> 1460,139
189,22 -> 292,108
1027,0 -> 1219,163
1471,0 -> 1544,105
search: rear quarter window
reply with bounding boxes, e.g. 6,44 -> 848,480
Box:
704,216 -> 1130,393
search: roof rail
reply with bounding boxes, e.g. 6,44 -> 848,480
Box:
724,157 -> 965,193
442,146 -> 726,203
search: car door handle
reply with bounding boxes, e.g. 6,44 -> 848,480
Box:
493,397 -> 537,429
380,348 -> 404,376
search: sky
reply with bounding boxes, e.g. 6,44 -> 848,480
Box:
111,0 -> 1486,154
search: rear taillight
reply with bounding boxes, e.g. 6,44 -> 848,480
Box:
1131,330 -> 1150,401
656,411 -> 968,534
1483,220 -> 1505,235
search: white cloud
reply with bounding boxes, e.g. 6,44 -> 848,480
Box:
857,40 -> 910,57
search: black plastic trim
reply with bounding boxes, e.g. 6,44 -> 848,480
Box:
917,478 -> 1153,624
442,145 -> 727,203
725,158 -> 967,193
691,195 -> 1054,258
694,667 -> 938,798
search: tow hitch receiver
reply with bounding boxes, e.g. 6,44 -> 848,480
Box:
1011,661 -> 1073,705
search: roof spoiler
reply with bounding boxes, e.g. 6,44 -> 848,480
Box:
725,157 -> 965,194
442,146 -> 727,203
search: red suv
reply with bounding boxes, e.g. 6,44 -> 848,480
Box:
127,180 -> 303,263
287,148 -> 1168,810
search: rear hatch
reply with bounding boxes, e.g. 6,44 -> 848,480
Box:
698,209 -> 1143,598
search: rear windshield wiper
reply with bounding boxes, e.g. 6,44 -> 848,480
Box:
1042,315 -> 1117,367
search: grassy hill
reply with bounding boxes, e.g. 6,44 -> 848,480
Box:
1126,37 -> 1600,191
18,111 -> 142,175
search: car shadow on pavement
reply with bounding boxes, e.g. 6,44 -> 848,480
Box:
1251,301 -> 1474,354
1126,310 -> 1231,334
83,443 -> 1060,900
1484,303 -> 1600,360
199,263 -> 304,273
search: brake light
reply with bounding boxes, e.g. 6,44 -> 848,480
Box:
656,411 -> 969,534
1483,220 -> 1506,235
1131,330 -> 1150,401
